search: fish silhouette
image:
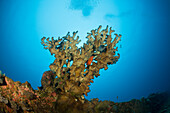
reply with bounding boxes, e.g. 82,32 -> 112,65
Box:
98,45 -> 106,52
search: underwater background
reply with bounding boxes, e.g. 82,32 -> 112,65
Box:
0,0 -> 169,102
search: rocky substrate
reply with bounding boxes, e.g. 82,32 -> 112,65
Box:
0,74 -> 170,113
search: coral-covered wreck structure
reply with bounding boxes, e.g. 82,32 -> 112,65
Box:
0,26 -> 169,113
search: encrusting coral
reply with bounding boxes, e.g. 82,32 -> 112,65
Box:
41,25 -> 121,99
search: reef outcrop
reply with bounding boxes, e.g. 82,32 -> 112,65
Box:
1,26 -> 169,113
0,71 -> 170,113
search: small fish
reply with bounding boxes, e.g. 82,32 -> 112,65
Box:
87,56 -> 94,65
98,45 -> 106,52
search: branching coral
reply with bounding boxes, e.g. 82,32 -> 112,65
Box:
1,27 -> 169,112
1,26 -> 169,113
41,25 -> 121,100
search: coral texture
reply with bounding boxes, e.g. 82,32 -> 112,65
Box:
41,25 -> 121,99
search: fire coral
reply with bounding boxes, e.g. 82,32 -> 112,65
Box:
1,26 -> 169,113
41,25 -> 121,100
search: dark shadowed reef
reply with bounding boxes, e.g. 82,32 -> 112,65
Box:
0,74 -> 170,113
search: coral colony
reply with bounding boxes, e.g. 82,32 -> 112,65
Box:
0,26 -> 169,113
40,25 -> 121,99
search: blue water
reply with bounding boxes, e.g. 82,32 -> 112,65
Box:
0,0 -> 170,102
